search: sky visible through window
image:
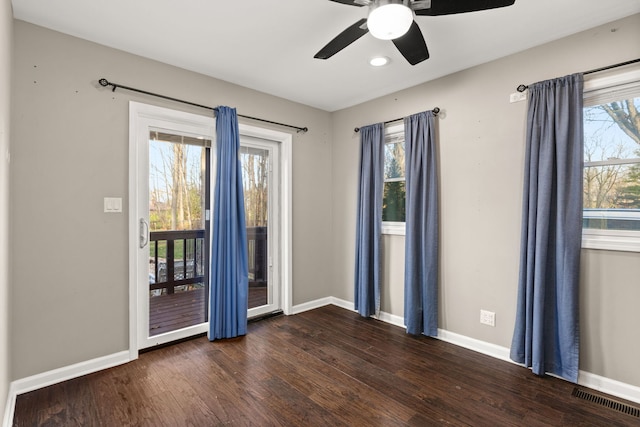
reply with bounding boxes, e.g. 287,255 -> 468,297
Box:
584,103 -> 639,162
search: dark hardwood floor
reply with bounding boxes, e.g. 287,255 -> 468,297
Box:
13,305 -> 640,426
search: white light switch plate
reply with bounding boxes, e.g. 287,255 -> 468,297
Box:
104,197 -> 122,213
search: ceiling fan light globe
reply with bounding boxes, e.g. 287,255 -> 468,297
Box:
367,4 -> 413,40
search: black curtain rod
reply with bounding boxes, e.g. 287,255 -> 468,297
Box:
516,58 -> 640,92
354,107 -> 440,133
98,78 -> 309,133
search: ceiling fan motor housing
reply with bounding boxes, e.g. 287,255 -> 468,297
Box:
367,0 -> 415,40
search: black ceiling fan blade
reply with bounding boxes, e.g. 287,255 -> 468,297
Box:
415,0 -> 516,16
314,18 -> 369,60
392,21 -> 429,65
327,0 -> 366,6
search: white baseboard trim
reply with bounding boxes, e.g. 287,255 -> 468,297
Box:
327,297 -> 354,312
291,297 -> 406,329
374,310 -> 405,328
291,296 -> 334,314
3,383 -> 16,427
291,296 -> 360,314
10,350 -> 130,397
579,370 -> 640,404
436,328 -> 512,363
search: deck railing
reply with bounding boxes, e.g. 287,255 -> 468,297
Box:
149,229 -> 206,295
149,226 -> 267,295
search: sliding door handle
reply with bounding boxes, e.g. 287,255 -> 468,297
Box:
139,218 -> 149,248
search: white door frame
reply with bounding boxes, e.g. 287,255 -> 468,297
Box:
128,101 -> 293,360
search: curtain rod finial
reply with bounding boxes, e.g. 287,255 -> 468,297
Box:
98,78 -> 116,92
517,84 -> 528,93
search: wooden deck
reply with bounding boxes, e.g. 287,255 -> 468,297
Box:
248,284 -> 267,309
149,288 -> 206,336
149,285 -> 268,336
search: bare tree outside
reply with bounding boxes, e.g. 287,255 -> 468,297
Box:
583,96 -> 640,211
583,135 -> 631,208
149,137 -> 270,231
149,134 -> 206,232
601,99 -> 640,145
240,146 -> 269,228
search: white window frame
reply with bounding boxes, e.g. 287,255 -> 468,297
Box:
581,67 -> 640,252
382,123 -> 406,235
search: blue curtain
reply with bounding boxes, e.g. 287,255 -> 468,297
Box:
404,111 -> 439,336
209,106 -> 249,341
510,74 -> 583,382
354,123 -> 384,317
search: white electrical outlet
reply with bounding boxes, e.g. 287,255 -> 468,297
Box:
480,310 -> 495,327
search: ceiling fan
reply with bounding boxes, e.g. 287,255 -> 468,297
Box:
314,0 -> 516,65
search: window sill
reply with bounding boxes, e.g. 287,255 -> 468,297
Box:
582,230 -> 640,252
382,222 -> 405,236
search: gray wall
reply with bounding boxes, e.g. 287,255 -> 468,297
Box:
1,0 -> 12,421
10,20 -> 333,380
330,14 -> 640,387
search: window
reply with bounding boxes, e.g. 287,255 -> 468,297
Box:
382,124 -> 406,234
582,68 -> 640,251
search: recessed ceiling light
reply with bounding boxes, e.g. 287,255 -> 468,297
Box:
370,56 -> 390,67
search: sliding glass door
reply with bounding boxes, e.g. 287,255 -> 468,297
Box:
130,102 -> 290,352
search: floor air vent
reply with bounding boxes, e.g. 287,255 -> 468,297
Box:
572,387 -> 640,418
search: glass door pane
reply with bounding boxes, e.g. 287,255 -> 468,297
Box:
240,145 -> 270,310
148,130 -> 210,336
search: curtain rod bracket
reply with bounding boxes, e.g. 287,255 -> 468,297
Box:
97,77 -> 309,133
354,107 -> 440,133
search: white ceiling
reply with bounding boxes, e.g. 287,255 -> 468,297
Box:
11,0 -> 640,112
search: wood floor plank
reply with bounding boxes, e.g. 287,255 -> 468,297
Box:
177,338 -> 287,425
245,319 -> 420,425
12,305 -> 640,426
276,317 -> 481,425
